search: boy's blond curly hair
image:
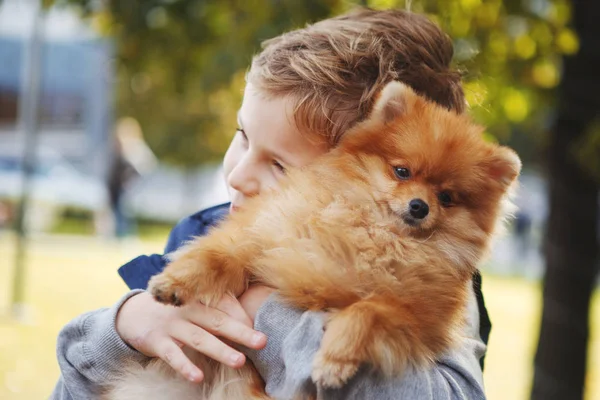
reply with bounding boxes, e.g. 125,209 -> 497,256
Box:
248,8 -> 465,145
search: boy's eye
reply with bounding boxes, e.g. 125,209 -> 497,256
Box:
273,160 -> 286,174
236,128 -> 247,141
438,191 -> 452,207
236,128 -> 249,149
394,167 -> 411,180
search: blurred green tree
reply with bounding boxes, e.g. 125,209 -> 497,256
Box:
54,0 -> 581,167
367,0 -> 578,160
57,0 -> 342,166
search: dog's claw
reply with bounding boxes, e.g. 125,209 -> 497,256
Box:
312,353 -> 360,388
171,293 -> 182,306
149,275 -> 188,307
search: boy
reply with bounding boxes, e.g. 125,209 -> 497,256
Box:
52,8 -> 489,399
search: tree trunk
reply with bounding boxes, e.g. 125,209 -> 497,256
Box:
531,1 -> 600,399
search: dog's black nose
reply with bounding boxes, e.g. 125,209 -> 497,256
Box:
409,199 -> 429,219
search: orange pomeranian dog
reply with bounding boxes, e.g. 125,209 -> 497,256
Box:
105,81 -> 521,400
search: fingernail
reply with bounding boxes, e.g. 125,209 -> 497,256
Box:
230,353 -> 243,365
252,332 -> 266,347
188,369 -> 202,382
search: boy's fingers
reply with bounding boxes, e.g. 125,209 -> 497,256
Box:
171,321 -> 247,369
215,294 -> 253,328
184,303 -> 266,350
157,340 -> 204,383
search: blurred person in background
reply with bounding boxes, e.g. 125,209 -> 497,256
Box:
513,210 -> 533,258
52,8 -> 490,400
0,199 -> 12,229
105,117 -> 157,238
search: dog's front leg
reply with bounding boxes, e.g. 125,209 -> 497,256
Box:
149,224 -> 262,307
311,289 -> 464,388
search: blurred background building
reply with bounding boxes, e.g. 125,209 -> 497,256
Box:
0,0 -> 112,230
0,0 -> 229,233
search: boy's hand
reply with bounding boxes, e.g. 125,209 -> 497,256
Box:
238,285 -> 276,322
115,291 -> 267,383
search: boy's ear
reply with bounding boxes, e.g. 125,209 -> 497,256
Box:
481,146 -> 522,189
370,81 -> 416,124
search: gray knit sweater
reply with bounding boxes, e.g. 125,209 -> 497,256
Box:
51,289 -> 486,399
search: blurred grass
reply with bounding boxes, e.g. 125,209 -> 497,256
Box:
50,213 -> 173,241
0,232 -> 598,399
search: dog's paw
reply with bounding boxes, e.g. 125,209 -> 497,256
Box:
311,351 -> 360,389
148,273 -> 195,307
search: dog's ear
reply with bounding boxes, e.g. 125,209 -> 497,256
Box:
370,81 -> 417,124
481,146 -> 522,189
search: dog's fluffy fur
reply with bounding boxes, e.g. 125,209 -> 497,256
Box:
104,348 -> 269,400
106,81 -> 521,399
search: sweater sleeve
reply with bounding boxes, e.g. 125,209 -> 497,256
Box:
50,290 -> 149,400
245,289 -> 487,400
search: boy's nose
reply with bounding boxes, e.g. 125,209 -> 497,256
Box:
227,163 -> 260,198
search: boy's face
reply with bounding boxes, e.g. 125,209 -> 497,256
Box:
223,84 -> 329,213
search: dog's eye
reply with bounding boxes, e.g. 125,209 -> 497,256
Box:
394,167 -> 411,180
438,191 -> 452,207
